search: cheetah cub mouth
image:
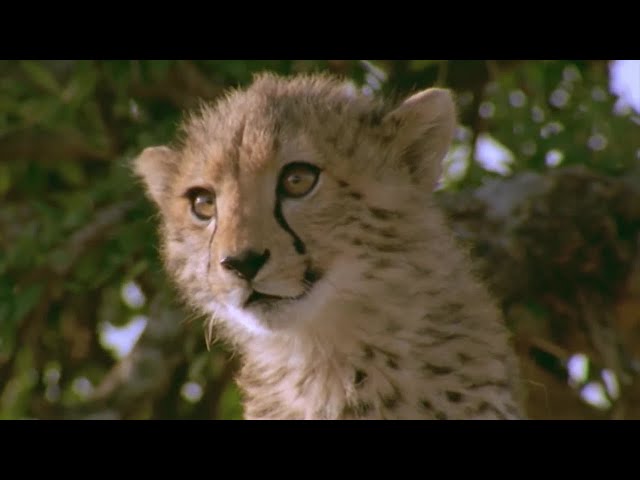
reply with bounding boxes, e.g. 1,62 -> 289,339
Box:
244,266 -> 322,309
244,290 -> 286,307
244,288 -> 301,309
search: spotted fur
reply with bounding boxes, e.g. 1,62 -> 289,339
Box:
133,73 -> 525,420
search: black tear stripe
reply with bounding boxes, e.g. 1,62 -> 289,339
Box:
274,199 -> 306,254
206,220 -> 218,276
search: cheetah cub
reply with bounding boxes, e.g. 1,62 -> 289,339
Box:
134,73 -> 524,419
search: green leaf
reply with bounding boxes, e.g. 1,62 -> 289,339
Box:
218,382 -> 243,420
56,161 -> 86,187
0,306 -> 15,355
125,259 -> 149,281
0,163 -> 10,197
12,284 -> 44,324
408,60 -> 438,72
0,349 -> 38,417
64,63 -> 98,105
17,98 -> 60,125
20,61 -> 61,95
0,299 -> 13,326
0,95 -> 20,116
147,60 -> 173,80
188,353 -> 210,382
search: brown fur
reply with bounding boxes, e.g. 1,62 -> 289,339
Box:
133,73 -> 525,419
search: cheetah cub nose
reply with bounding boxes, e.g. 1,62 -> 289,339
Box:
220,249 -> 271,281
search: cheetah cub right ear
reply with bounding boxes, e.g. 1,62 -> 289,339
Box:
382,88 -> 457,188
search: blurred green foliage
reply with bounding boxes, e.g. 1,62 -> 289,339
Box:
0,60 -> 638,419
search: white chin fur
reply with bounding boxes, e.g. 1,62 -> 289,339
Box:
224,304 -> 273,336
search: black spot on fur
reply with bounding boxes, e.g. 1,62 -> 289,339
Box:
416,328 -> 465,347
354,369 -> 368,387
382,395 -> 399,410
374,258 -> 393,269
412,266 -> 432,276
358,220 -> 375,232
385,322 -> 401,334
467,380 -> 509,390
416,326 -> 459,339
381,387 -> 402,410
458,352 -> 472,364
446,303 -> 464,314
368,207 -> 401,221
369,241 -> 406,253
386,357 -> 399,370
445,391 -> 463,403
348,191 -> 362,200
435,411 -> 448,420
363,345 -> 375,360
335,215 -> 361,227
423,363 -> 454,375
423,289 -> 445,298
380,132 -> 395,146
420,399 -> 433,411
337,180 -> 349,188
351,400 -> 372,416
350,235 -> 404,254
475,401 -> 506,419
362,271 -> 376,280
343,400 -> 372,418
358,220 -> 397,239
369,110 -> 384,127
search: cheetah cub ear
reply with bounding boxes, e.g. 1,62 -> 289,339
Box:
383,88 -> 457,188
132,146 -> 179,208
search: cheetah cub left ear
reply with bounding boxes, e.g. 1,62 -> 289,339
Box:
132,145 -> 179,209
382,88 -> 457,188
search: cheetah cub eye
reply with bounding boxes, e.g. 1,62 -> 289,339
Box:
277,162 -> 321,198
185,187 -> 216,222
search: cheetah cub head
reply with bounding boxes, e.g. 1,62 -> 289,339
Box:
134,74 -> 456,337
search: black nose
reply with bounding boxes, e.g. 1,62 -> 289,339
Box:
220,249 -> 271,281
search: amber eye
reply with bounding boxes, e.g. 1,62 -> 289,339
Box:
278,162 -> 321,198
186,188 -> 216,221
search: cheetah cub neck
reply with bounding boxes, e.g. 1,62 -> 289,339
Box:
134,73 -> 524,419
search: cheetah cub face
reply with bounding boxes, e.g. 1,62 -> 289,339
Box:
134,74 -> 456,336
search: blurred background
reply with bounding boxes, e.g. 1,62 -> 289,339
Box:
1,60 -> 639,419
